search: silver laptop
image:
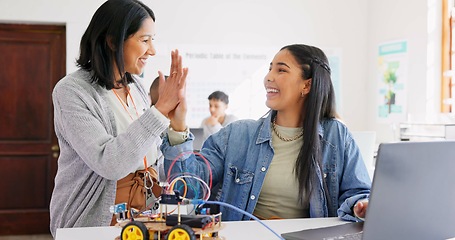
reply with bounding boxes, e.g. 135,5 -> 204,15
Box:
282,141 -> 455,240
363,140 -> 455,240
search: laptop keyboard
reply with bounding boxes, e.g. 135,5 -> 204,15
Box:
323,231 -> 363,240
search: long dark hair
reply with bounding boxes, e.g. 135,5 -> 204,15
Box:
280,44 -> 337,204
76,0 -> 155,90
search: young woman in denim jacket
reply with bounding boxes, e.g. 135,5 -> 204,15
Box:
162,44 -> 371,221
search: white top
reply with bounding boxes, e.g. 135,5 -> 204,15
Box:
106,86 -> 164,172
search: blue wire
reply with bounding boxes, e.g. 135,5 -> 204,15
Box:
191,199 -> 285,240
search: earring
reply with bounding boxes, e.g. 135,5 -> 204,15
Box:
301,92 -> 305,98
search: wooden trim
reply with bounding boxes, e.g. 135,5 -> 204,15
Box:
442,0 -> 452,112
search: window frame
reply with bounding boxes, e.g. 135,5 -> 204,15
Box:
442,0 -> 453,112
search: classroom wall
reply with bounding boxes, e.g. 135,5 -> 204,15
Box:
143,0 -> 370,127
0,0 -> 442,143
366,0 -> 444,143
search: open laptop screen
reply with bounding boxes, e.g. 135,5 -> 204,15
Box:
363,141 -> 455,240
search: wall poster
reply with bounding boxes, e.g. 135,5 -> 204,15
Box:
377,40 -> 408,123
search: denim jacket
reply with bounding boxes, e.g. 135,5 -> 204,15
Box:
161,112 -> 371,222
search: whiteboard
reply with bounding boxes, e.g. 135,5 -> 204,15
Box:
143,43 -> 341,127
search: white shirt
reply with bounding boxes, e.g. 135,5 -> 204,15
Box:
106,85 -> 163,172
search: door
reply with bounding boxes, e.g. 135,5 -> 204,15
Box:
0,23 -> 66,235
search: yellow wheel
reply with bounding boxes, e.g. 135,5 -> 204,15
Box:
121,221 -> 150,240
165,225 -> 196,240
201,232 -> 218,238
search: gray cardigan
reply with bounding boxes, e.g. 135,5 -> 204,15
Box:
49,69 -> 168,236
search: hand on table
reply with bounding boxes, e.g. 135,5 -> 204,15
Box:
353,200 -> 368,219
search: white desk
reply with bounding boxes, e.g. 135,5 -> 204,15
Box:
56,217 -> 347,240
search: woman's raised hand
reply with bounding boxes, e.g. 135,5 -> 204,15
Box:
154,49 -> 189,130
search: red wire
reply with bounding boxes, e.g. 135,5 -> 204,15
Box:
166,151 -> 213,189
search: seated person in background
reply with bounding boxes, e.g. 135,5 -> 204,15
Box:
161,44 -> 370,222
200,90 -> 238,140
149,75 -> 168,106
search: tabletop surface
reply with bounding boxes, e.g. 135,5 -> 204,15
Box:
56,217 -> 347,240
